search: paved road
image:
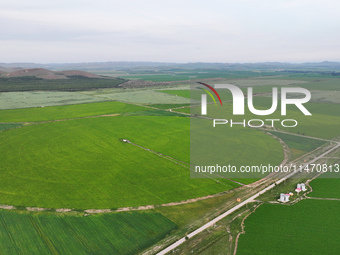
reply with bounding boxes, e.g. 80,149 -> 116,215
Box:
156,142 -> 340,255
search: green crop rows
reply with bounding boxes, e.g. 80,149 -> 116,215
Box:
309,174 -> 340,199
269,131 -> 325,152
0,115 -> 242,209
0,100 -> 284,209
0,210 -> 176,254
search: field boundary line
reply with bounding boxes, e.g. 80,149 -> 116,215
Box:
306,197 -> 340,201
304,160 -> 340,202
233,204 -> 262,255
0,185 -> 242,214
123,139 -> 190,168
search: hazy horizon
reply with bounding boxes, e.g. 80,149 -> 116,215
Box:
1,0 -> 340,63
1,60 -> 340,65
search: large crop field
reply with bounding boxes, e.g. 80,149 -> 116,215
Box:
0,100 -> 284,209
236,200 -> 340,255
0,210 -> 176,254
0,115 -> 234,208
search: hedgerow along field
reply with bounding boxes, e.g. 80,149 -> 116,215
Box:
0,210 -> 176,255
0,76 -> 127,92
0,101 -> 283,209
236,200 -> 340,255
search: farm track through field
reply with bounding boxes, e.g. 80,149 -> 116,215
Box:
124,139 -> 190,168
125,139 -> 246,187
233,204 -> 261,255
20,113 -> 120,125
0,101 -> 188,128
306,196 -> 340,201
0,187 -> 240,214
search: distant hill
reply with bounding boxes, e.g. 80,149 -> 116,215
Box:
0,66 -> 23,73
0,68 -> 127,92
1,61 -> 340,71
1,68 -> 105,80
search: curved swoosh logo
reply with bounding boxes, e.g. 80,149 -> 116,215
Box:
197,82 -> 222,106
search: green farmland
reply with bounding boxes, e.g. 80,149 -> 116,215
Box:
1,68 -> 339,254
187,98 -> 340,140
0,91 -> 109,110
309,174 -> 340,199
158,90 -> 191,99
0,123 -> 22,131
0,210 -> 176,254
118,70 -> 278,82
159,89 -> 234,102
0,100 -> 284,209
269,132 -> 326,151
148,103 -> 191,110
269,131 -> 326,160
190,118 -> 284,179
236,200 -> 340,255
0,101 -> 147,122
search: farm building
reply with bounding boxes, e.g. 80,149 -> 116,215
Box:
279,193 -> 290,202
297,183 -> 307,191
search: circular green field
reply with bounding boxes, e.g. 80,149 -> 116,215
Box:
0,116 -> 283,209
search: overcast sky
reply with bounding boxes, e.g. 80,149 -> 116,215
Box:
1,0 -> 339,63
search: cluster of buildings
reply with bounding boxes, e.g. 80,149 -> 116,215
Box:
278,183 -> 307,202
